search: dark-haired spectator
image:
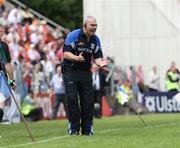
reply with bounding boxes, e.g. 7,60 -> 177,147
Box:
21,7 -> 34,24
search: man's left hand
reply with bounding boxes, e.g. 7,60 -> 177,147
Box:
94,58 -> 109,68
100,59 -> 109,67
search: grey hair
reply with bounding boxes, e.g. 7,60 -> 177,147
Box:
83,16 -> 96,26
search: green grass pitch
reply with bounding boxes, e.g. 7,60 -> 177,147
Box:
0,113 -> 180,148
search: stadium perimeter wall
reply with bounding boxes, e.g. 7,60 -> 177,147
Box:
83,0 -> 180,90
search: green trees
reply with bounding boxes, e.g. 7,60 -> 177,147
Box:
19,0 -> 83,30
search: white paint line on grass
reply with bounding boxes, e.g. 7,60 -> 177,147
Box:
0,122 -> 179,148
0,135 -> 71,148
97,122 -> 178,134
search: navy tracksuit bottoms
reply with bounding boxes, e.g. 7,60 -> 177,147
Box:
64,79 -> 94,134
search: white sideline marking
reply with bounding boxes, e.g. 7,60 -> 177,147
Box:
0,135 -> 71,148
0,122 -> 179,148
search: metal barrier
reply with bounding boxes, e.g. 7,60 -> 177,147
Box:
6,0 -> 66,31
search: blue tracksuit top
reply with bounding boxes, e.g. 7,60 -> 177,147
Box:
63,28 -> 103,71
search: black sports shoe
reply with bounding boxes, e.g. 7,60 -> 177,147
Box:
70,131 -> 79,135
68,124 -> 80,135
0,108 -> 3,122
82,132 -> 93,136
81,125 -> 94,136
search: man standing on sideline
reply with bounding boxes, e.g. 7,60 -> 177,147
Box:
0,25 -> 16,122
50,64 -> 67,119
92,63 -> 106,118
63,16 -> 109,135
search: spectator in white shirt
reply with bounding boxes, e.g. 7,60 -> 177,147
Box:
148,66 -> 160,92
27,44 -> 40,64
50,64 -> 67,119
8,6 -> 22,24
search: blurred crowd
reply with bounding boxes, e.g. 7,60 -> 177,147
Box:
0,3 -> 67,98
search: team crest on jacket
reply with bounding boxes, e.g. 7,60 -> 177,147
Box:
91,43 -> 95,49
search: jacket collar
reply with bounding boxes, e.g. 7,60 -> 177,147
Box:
79,28 -> 96,43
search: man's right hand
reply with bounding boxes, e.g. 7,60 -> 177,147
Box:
64,51 -> 85,62
76,52 -> 85,62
